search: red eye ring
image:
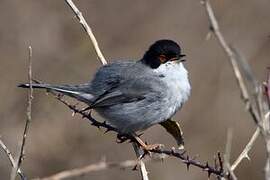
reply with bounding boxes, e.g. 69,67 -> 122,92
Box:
158,55 -> 167,63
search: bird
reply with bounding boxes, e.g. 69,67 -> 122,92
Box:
19,39 -> 191,150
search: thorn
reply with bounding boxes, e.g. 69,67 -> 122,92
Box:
186,162 -> 191,171
102,121 -> 107,126
132,164 -> 138,171
145,141 -> 148,145
186,155 -> 190,170
72,111 -> 75,116
214,155 -> 218,170
206,161 -> 209,168
208,171 -> 212,178
104,129 -> 111,134
245,154 -> 251,160
171,147 -> 176,154
217,152 -> 223,172
205,31 -> 212,41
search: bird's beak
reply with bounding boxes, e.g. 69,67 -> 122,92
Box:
171,54 -> 186,63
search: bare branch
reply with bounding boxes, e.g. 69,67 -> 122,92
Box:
223,129 -> 237,180
33,157 -> 157,180
266,68 -> 270,103
202,0 -> 250,104
0,138 -> 26,180
231,127 -> 260,171
11,46 -> 33,180
202,1 -> 270,179
64,0 -> 107,65
132,143 -> 149,180
202,0 -> 262,123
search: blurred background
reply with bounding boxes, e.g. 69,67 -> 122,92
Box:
0,0 -> 270,179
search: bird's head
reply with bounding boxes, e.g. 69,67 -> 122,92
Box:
142,39 -> 186,69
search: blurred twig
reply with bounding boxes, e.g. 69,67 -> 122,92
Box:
202,0 -> 250,104
202,0 -> 270,179
33,157 -> 158,180
0,139 -> 26,180
11,46 -> 33,180
223,129 -> 237,180
266,68 -> 270,103
132,143 -> 149,180
65,0 -> 107,65
231,127 -> 260,171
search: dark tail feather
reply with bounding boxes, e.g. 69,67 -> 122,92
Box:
18,83 -> 94,104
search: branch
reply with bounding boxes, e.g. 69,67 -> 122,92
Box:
231,127 -> 260,171
202,1 -> 270,179
33,157 -> 157,180
202,0 -> 261,123
47,92 -> 230,179
11,46 -> 33,180
65,0 -> 107,65
0,138 -> 26,180
132,143 -> 149,180
266,68 -> 270,103
223,129 -> 237,180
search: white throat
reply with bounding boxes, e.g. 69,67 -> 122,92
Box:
154,61 -> 191,114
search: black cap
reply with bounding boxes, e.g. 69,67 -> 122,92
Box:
142,39 -> 185,68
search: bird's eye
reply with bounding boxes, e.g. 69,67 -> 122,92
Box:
158,54 -> 167,63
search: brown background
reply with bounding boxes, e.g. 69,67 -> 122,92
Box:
0,0 -> 270,179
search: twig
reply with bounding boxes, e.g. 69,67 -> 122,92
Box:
64,0 -> 107,65
202,1 -> 270,179
266,68 -> 270,103
202,0 -> 249,104
223,129 -> 237,180
0,138 -> 26,180
11,46 -> 33,180
132,143 -> 149,180
231,127 -> 260,171
33,157 -> 156,180
202,0 -> 262,123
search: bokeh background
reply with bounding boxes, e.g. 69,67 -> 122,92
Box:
0,0 -> 270,179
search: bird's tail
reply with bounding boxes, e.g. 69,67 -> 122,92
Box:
18,83 -> 94,104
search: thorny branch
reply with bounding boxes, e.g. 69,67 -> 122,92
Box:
48,91 -> 230,179
202,0 -> 270,179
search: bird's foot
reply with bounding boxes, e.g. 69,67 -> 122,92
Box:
134,135 -> 164,152
143,143 -> 164,151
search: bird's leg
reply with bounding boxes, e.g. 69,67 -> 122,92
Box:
159,119 -> 185,149
133,135 -> 164,151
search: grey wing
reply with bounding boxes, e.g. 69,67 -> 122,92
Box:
91,76 -> 165,108
89,61 -> 134,97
